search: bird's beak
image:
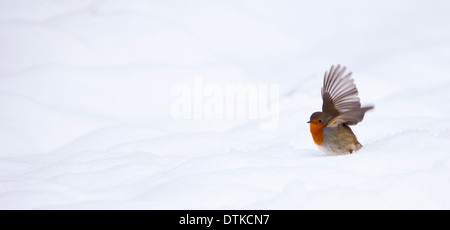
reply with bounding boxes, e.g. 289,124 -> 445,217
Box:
307,121 -> 311,123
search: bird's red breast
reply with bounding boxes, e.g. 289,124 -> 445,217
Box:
309,118 -> 325,146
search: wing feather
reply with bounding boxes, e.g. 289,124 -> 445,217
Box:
321,64 -> 373,126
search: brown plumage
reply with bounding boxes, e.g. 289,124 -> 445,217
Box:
308,65 -> 374,154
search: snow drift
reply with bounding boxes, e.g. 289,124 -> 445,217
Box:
1,0 -> 450,209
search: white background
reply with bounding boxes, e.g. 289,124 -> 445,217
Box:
1,0 -> 449,209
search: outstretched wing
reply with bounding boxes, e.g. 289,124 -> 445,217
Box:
322,64 -> 373,126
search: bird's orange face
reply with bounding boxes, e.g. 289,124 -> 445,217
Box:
308,117 -> 325,145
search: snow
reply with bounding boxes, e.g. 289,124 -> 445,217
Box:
1,0 -> 450,209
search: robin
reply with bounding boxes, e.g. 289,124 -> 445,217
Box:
308,65 -> 374,154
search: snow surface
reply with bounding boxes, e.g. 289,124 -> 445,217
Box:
1,0 -> 450,209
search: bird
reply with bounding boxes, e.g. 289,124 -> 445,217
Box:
308,65 -> 374,155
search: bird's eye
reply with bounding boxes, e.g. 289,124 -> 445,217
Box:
318,119 -> 322,123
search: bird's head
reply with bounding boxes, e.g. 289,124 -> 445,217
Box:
307,112 -> 331,127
